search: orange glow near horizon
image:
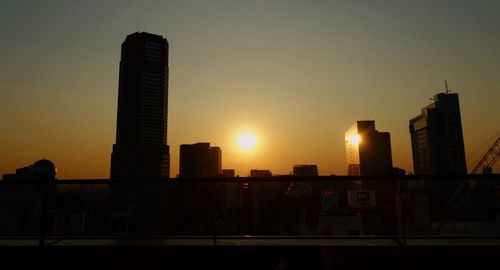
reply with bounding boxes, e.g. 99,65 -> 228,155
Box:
1,2 -> 500,179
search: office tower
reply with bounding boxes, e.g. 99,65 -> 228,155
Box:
111,32 -> 170,179
293,165 -> 318,176
409,92 -> 467,175
179,143 -> 221,177
345,120 -> 393,175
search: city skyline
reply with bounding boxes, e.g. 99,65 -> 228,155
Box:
1,1 -> 499,178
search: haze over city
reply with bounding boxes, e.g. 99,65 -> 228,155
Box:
1,0 -> 499,179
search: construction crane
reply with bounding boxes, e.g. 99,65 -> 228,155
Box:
469,131 -> 500,174
432,131 -> 499,233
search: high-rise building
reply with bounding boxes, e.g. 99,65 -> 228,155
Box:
111,32 -> 170,179
409,92 -> 466,175
345,121 -> 393,175
179,143 -> 221,178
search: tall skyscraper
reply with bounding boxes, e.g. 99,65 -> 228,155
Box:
409,92 -> 467,175
111,32 -> 170,179
179,143 -> 221,178
345,121 -> 393,175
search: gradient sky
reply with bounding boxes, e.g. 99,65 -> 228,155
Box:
1,0 -> 499,179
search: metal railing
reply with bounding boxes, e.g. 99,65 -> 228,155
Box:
0,174 -> 498,247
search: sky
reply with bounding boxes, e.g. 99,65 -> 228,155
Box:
0,0 -> 499,179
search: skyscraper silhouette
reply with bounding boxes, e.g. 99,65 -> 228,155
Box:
345,121 -> 393,176
179,143 -> 221,178
409,92 -> 466,175
111,32 -> 170,179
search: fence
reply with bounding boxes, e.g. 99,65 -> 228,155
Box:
0,174 -> 499,246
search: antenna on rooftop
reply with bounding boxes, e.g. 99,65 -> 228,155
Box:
445,80 -> 451,93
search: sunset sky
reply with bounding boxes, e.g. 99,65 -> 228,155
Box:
1,0 -> 499,179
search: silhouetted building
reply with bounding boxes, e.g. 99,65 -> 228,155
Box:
221,169 -> 235,177
249,170 -> 272,177
111,32 -> 170,179
179,143 -> 221,177
1,160 -> 58,236
293,165 -> 318,177
409,92 -> 467,175
345,121 -> 393,175
3,159 -> 57,181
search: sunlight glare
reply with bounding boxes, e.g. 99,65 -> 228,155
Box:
348,134 -> 361,145
237,133 -> 257,151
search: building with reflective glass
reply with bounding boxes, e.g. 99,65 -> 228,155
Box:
345,121 -> 393,176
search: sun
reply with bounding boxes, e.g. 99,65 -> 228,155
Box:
347,133 -> 361,145
237,133 -> 257,151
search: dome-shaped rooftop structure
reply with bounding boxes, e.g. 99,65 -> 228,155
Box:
31,159 -> 57,180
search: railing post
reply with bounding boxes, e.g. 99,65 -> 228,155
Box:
212,178 -> 217,246
395,176 -> 407,246
38,179 -> 49,247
